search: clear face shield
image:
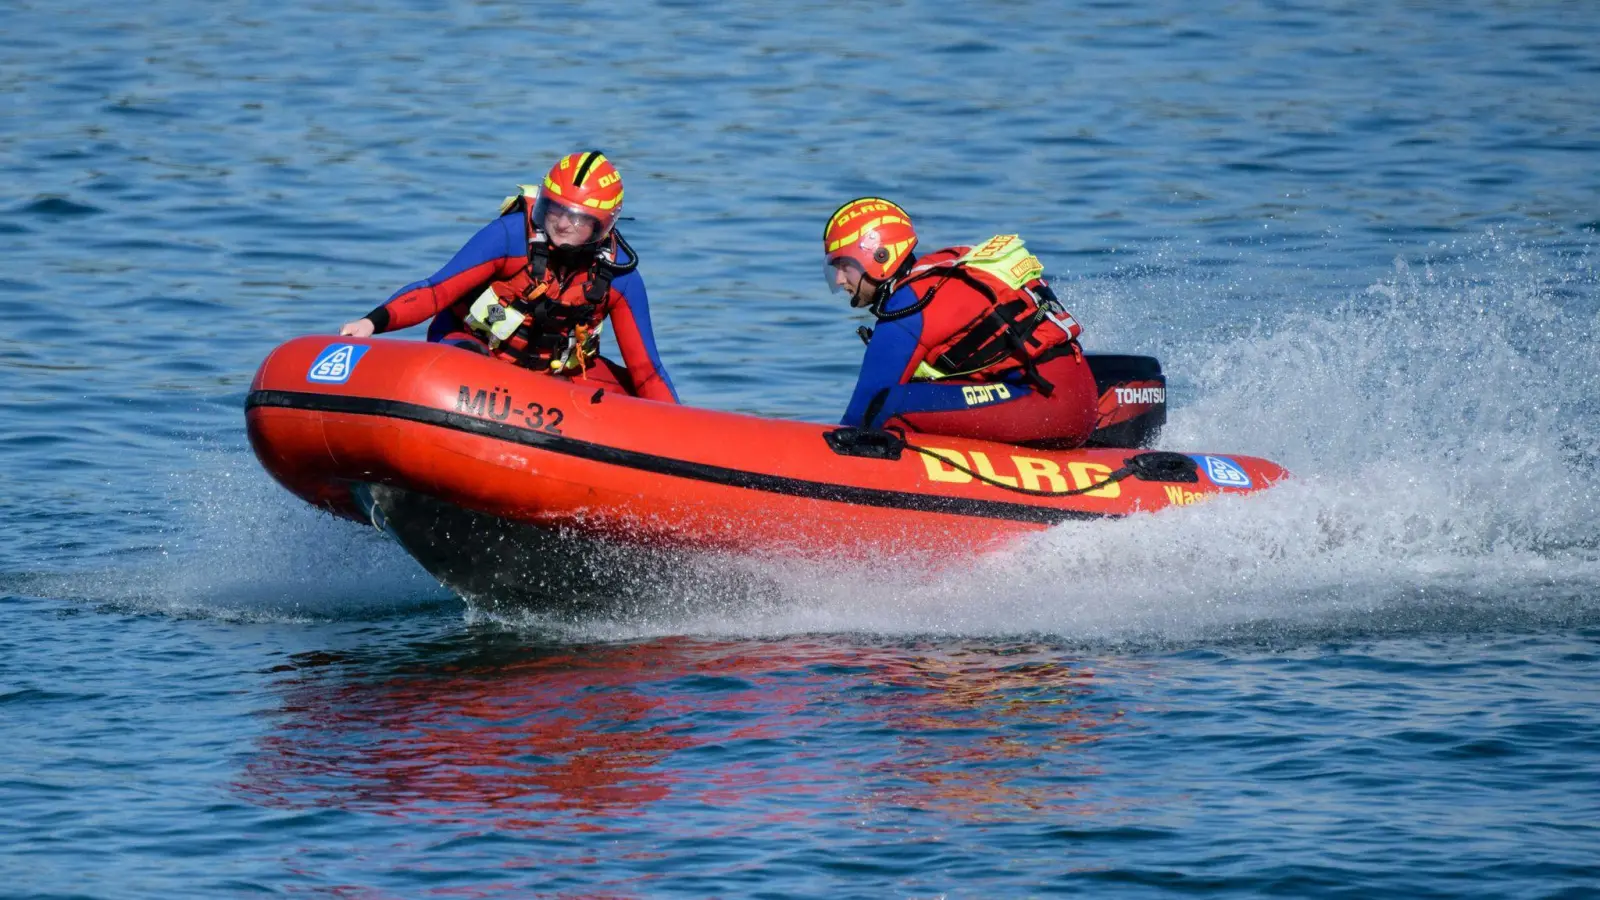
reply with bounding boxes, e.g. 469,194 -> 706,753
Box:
826,256 -> 875,307
532,196 -> 606,248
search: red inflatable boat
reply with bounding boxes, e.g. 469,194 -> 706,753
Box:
246,337 -> 1286,609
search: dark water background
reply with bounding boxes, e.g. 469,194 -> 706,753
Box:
4,1 -> 1599,896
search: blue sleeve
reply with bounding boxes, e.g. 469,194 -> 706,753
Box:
840,311 -> 923,427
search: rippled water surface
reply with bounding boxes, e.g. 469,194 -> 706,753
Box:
4,1 -> 1599,896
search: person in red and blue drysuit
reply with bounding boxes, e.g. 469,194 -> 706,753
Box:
340,151 -> 678,403
824,197 -> 1097,447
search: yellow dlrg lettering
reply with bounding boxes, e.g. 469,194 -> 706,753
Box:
1067,462 -> 1121,498
970,452 -> 1018,487
919,447 -> 972,484
1013,456 -> 1067,492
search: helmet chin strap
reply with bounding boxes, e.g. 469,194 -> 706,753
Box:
849,282 -> 878,309
865,277 -> 895,314
538,229 -> 604,271
548,240 -> 592,265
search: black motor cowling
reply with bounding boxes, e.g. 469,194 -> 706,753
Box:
1083,353 -> 1166,449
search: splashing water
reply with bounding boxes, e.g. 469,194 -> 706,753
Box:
519,233 -> 1600,644
962,232 -> 1600,642
13,451 -> 453,622
153,452 -> 454,620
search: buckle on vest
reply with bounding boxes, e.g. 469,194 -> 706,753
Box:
464,287 -> 527,346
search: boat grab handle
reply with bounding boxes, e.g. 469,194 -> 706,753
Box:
824,427 -> 906,460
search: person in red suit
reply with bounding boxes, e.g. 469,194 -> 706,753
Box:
825,197 -> 1097,447
340,151 -> 678,403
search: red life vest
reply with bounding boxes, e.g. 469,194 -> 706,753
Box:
451,195 -> 637,373
887,236 -> 1082,395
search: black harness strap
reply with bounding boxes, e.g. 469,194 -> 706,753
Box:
499,229 -> 639,368
937,298 -> 1030,372
908,263 -> 1066,396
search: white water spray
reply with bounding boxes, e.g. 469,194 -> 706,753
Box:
541,233 -> 1600,643
105,451 -> 452,621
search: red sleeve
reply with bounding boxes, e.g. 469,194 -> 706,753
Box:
370,213 -> 529,333
379,259 -> 519,331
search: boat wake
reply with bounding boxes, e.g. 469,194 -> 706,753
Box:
479,231 -> 1600,644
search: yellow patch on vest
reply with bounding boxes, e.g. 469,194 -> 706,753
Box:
499,184 -> 539,215
961,234 -> 1043,290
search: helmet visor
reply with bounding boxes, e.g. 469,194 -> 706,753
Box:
532,196 -> 607,247
826,256 -> 867,296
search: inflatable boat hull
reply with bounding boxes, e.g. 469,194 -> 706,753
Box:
245,337 -> 1285,604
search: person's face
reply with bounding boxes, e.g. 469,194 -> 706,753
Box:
830,259 -> 879,308
544,205 -> 599,247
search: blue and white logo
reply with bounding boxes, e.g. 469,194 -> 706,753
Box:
1194,455 -> 1253,489
307,343 -> 370,384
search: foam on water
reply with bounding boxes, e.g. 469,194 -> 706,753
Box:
15,451 -> 454,622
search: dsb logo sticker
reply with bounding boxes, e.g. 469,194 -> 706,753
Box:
1194,455 -> 1252,489
307,344 -> 370,384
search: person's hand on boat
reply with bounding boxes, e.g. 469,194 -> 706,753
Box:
339,318 -> 376,338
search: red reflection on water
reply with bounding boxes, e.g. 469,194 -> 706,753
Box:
238,638 -> 1125,833
861,654 -> 1125,821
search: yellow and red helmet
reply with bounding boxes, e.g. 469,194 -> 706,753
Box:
532,150 -> 624,246
823,197 -> 918,287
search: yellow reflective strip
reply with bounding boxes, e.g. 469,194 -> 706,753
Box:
543,176 -> 563,196
832,216 -> 908,256
826,215 -> 904,253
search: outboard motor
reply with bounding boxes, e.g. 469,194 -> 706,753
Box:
1083,353 -> 1166,448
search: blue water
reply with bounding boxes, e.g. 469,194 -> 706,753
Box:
4,0 -> 1599,896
